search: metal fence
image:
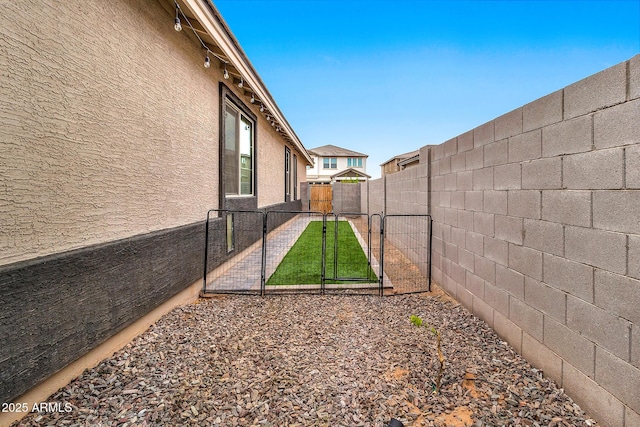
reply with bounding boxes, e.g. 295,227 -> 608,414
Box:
264,211 -> 325,295
201,210 -> 432,296
381,214 -> 433,294
203,209 -> 265,295
323,213 -> 381,296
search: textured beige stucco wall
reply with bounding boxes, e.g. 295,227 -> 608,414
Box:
0,0 -> 222,265
295,152 -> 307,199
257,122 -> 285,206
256,120 -> 309,207
0,0 -> 308,266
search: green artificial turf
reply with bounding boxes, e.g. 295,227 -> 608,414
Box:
266,220 -> 378,285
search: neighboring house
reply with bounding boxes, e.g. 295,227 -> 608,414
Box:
0,0 -> 312,413
380,149 -> 420,176
306,144 -> 370,183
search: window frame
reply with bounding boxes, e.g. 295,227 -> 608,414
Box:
323,157 -> 337,169
284,146 -> 291,201
347,157 -> 363,168
224,102 -> 254,197
219,83 -> 258,208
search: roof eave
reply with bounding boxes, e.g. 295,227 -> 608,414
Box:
182,0 -> 313,165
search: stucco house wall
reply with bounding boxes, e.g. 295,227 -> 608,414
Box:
364,55 -> 640,427
257,128 -> 307,206
0,0 -> 310,407
0,1 -> 219,266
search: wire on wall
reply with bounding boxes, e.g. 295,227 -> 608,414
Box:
175,1 -> 283,133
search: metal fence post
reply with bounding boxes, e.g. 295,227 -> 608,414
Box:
379,214 -> 385,297
260,211 -> 267,297
321,214 -> 327,295
333,214 -> 339,282
367,215 -> 372,281
428,216 -> 433,292
202,209 -> 213,293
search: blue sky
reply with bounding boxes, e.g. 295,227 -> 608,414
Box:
214,0 -> 640,178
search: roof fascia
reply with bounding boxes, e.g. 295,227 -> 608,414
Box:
331,168 -> 371,179
398,155 -> 420,166
182,0 -> 313,165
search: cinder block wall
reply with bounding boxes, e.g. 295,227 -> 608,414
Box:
367,55 -> 640,427
364,162 -> 429,216
333,182 -> 362,214
387,164 -> 429,216
362,179 -> 380,215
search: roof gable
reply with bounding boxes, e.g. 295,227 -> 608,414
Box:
331,168 -> 371,179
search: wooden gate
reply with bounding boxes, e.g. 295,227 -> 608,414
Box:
310,184 -> 332,214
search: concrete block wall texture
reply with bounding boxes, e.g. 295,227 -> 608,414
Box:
366,179 -> 385,215
365,166 -> 431,273
365,55 -> 640,427
332,182 -> 362,214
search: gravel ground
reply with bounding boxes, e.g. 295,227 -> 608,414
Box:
14,291 -> 598,427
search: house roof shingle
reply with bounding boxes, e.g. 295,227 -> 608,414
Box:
307,144 -> 368,158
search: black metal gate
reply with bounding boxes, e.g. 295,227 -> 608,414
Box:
323,213 -> 380,295
202,209 -> 265,295
263,210 -> 325,294
201,210 -> 432,296
381,214 -> 433,294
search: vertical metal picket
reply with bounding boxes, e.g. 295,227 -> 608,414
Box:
260,212 -> 267,296
202,208 -> 215,294
321,214 -> 327,295
428,216 -> 433,292
379,214 -> 385,296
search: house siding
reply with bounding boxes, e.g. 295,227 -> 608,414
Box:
258,135 -> 306,205
307,154 -> 367,182
0,0 -> 307,405
0,221 -> 204,403
0,0 -> 219,266
382,160 -> 400,176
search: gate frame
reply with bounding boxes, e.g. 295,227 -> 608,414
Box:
323,212 -> 382,296
380,213 -> 433,294
202,208 -> 267,296
309,184 -> 332,214
263,210 -> 326,295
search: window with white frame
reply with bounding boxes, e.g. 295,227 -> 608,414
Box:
224,101 -> 254,196
347,157 -> 363,167
323,157 -> 337,169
